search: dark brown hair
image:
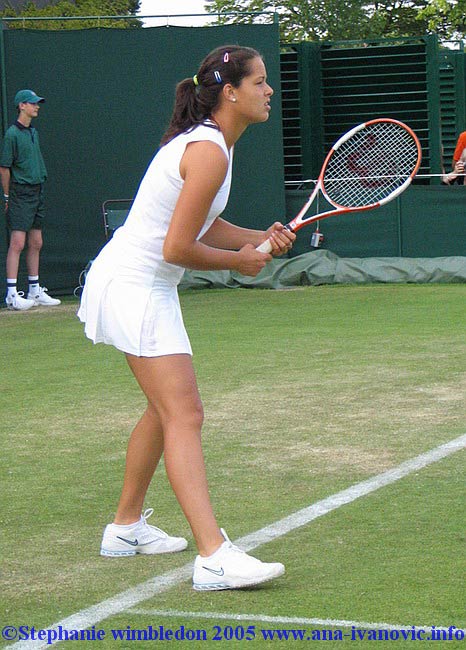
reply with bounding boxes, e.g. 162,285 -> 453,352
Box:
160,45 -> 262,146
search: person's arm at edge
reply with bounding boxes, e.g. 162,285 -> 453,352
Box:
0,166 -> 10,204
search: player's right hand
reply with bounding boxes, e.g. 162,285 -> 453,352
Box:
236,244 -> 272,277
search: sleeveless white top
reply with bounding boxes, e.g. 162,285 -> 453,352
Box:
78,124 -> 233,355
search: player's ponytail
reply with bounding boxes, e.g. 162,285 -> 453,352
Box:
160,45 -> 261,146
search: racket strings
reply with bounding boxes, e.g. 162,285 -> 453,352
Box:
323,123 -> 419,207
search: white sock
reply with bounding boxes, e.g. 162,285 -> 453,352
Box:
28,276 -> 39,295
6,279 -> 17,298
112,519 -> 141,529
203,540 -> 227,560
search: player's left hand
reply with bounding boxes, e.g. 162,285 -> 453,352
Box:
264,222 -> 296,256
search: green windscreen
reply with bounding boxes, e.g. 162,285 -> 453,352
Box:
0,23 -> 284,294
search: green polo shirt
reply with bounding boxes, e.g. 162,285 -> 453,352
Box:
0,121 -> 47,185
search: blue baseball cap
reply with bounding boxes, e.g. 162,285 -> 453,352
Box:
14,89 -> 45,107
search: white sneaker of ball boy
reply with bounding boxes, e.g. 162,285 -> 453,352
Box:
5,291 -> 35,311
100,509 -> 285,591
5,286 -> 61,310
27,285 -> 61,307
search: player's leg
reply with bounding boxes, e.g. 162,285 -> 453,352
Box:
100,395 -> 188,557
119,353 -> 285,588
114,402 -> 164,524
125,352 -> 224,557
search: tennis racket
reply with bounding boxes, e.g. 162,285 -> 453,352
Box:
257,118 -> 422,253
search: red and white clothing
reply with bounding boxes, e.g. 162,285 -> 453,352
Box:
453,131 -> 466,162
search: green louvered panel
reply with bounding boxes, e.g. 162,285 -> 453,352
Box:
439,49 -> 465,168
280,41 -> 323,183
281,36 -> 447,185
280,48 -> 303,181
320,37 -> 440,182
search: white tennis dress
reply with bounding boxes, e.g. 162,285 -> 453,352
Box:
78,124 -> 233,356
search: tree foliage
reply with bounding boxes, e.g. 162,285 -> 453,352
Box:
417,0 -> 466,40
204,0 -> 465,42
0,0 -> 142,29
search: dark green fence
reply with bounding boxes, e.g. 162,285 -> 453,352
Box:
0,23 -> 464,296
285,185 -> 466,258
0,22 -> 285,294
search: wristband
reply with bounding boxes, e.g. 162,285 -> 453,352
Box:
3,194 -> 8,200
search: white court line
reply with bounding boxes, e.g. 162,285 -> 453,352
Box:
130,607 -> 461,634
8,433 -> 466,649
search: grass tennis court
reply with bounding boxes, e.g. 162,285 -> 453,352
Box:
1,284 -> 465,648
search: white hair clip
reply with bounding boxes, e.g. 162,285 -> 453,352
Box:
223,52 -> 229,63
214,70 -> 222,83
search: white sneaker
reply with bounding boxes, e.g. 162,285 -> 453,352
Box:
5,291 -> 35,311
27,286 -> 61,306
193,529 -> 285,591
100,508 -> 188,557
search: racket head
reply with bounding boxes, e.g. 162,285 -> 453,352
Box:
320,118 -> 422,210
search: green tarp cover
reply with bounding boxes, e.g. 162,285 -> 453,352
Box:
180,250 -> 466,289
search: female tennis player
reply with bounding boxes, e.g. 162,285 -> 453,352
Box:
78,44 -> 294,591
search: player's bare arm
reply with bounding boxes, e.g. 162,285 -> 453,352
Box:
200,217 -> 295,255
163,141 -> 271,275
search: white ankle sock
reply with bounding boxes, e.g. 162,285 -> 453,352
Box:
112,519 -> 141,529
28,276 -> 39,295
7,280 -> 17,298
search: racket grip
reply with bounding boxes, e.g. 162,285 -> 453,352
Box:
256,239 -> 273,254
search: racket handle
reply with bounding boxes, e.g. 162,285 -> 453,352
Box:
256,239 -> 273,254
256,223 -> 292,254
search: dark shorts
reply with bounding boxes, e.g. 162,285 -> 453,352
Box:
7,182 -> 45,232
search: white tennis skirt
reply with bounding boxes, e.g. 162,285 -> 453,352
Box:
78,261 -> 192,358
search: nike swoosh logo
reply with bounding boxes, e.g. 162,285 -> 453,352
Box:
202,566 -> 224,576
116,536 -> 139,546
